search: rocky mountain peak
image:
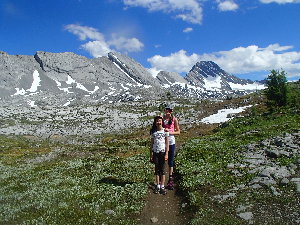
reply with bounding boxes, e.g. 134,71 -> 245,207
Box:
190,61 -> 225,78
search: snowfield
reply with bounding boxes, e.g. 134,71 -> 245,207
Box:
201,105 -> 252,124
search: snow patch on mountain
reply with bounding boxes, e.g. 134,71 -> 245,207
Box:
201,105 -> 252,124
113,61 -> 137,84
13,70 -> 41,96
203,75 -> 222,91
229,82 -> 265,91
28,70 -> 41,92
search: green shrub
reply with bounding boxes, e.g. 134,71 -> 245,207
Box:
287,80 -> 300,109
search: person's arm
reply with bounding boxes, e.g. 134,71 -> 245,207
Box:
150,138 -> 154,162
170,118 -> 180,135
164,136 -> 169,160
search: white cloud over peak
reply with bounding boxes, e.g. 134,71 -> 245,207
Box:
147,50 -> 199,73
81,41 -> 111,58
147,44 -> 300,78
123,0 -> 203,24
64,24 -> 144,57
260,0 -> 300,4
108,34 -> 144,52
217,0 -> 239,11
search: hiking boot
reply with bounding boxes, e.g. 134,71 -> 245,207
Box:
154,185 -> 160,194
160,187 -> 167,195
167,180 -> 174,190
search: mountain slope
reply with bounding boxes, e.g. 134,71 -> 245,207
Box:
0,51 -> 264,105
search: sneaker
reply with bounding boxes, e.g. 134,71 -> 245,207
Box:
154,186 -> 160,194
160,187 -> 167,195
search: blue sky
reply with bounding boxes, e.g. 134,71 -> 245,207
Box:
1,0 -> 300,81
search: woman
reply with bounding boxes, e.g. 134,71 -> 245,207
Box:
163,104 -> 180,190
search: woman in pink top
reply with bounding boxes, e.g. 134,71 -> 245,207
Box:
163,104 -> 180,190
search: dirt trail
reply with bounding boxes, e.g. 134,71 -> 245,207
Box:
137,124 -> 218,225
137,156 -> 188,225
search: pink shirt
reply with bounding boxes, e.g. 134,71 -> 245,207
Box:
164,117 -> 176,132
164,117 -> 176,145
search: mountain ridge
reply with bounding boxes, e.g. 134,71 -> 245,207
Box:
0,51 -> 265,106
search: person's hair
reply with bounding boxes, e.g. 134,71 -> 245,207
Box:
166,114 -> 174,125
150,116 -> 164,135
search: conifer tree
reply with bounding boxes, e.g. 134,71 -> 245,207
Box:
264,69 -> 288,108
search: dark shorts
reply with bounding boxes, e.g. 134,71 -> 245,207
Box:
153,152 -> 166,176
168,144 -> 176,167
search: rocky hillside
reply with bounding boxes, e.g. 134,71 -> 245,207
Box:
176,105 -> 300,224
0,51 -> 265,106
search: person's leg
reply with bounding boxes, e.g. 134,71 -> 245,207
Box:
168,144 -> 175,176
167,144 -> 176,190
161,175 -> 165,187
169,167 -> 173,176
153,153 -> 160,193
157,152 -> 163,185
160,152 -> 167,195
155,175 -> 160,186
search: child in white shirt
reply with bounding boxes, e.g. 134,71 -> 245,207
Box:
150,116 -> 169,195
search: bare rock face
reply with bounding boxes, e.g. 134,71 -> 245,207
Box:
34,51 -> 96,82
0,51 -> 40,96
156,71 -> 188,86
0,51 -> 164,104
108,52 -> 161,87
0,51 -> 264,105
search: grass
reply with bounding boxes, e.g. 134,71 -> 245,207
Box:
1,87 -> 299,224
176,108 -> 300,224
0,131 -> 153,225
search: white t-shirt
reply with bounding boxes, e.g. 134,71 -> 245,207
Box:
169,135 -> 175,145
152,129 -> 169,153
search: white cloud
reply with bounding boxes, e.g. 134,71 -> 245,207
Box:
147,67 -> 161,78
81,41 -> 111,58
65,24 -> 144,57
260,0 -> 300,4
123,0 -> 203,24
121,0 -> 300,25
147,44 -> 300,78
147,50 -> 199,73
64,24 -> 104,41
108,34 -> 144,52
183,27 -> 193,33
217,0 -> 239,11
204,44 -> 300,77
